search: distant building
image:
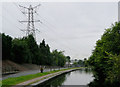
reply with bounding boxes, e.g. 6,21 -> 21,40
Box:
118,1 -> 120,22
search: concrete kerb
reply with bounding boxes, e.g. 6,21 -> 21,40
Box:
13,68 -> 81,87
29,69 -> 79,86
30,70 -> 71,85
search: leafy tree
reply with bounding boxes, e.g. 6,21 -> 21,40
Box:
51,50 -> 66,67
2,33 -> 12,60
66,56 -> 71,62
12,38 -> 30,63
2,33 -> 68,68
66,56 -> 71,67
88,22 -> 120,86
39,39 -> 52,65
77,60 -> 84,67
26,35 -> 39,64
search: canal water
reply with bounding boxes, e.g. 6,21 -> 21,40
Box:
35,68 -> 94,87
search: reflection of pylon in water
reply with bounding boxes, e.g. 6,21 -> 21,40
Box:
19,4 -> 41,39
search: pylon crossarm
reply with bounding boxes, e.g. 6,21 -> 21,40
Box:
33,4 -> 41,9
19,5 -> 29,9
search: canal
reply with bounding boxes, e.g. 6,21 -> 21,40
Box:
34,68 -> 94,87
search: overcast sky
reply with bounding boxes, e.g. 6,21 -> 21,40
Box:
0,1 -> 118,60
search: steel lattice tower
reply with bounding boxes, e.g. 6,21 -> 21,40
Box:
19,4 -> 41,39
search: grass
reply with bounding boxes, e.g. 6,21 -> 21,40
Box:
2,67 -> 81,87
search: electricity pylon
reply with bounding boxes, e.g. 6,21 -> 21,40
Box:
19,4 -> 41,39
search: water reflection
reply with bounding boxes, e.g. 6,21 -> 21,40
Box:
34,68 -> 94,87
35,74 -> 66,87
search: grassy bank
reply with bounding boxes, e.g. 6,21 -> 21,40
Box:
2,67 -> 81,87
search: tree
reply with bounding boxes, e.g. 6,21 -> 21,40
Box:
2,33 -> 12,60
12,38 -> 30,63
66,56 -> 71,62
66,56 -> 71,67
88,22 -> 120,86
77,60 -> 84,67
12,35 -> 39,64
39,39 -> 52,65
26,35 -> 39,64
2,33 -> 69,68
51,50 -> 66,67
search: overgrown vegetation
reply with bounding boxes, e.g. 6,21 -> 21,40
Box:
2,34 -> 69,67
88,22 -> 120,87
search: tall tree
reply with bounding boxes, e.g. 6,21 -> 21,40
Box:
12,38 -> 30,63
39,39 -> 52,65
2,33 -> 12,60
51,50 -> 66,67
26,35 -> 39,64
88,22 -> 120,86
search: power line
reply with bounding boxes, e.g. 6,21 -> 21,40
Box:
17,4 -> 74,53
35,13 -> 74,52
35,20 -> 74,53
2,15 -> 23,34
13,3 -> 27,18
2,6 -> 26,29
36,14 -> 57,33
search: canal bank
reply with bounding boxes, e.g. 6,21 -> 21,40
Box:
30,68 -> 81,86
34,68 -> 94,87
11,68 -> 82,87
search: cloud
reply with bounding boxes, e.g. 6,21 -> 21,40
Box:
2,2 -> 117,59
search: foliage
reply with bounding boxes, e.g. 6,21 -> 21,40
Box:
66,56 -> 71,62
2,33 -> 12,60
26,35 -> 39,64
72,59 -> 86,67
39,39 -> 52,65
51,50 -> 66,67
12,38 -> 30,63
77,59 -> 84,66
88,22 -> 120,86
2,34 -> 67,67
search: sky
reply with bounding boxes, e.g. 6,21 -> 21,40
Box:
0,1 -> 119,60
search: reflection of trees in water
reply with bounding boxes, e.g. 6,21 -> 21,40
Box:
89,78 -> 120,87
74,68 -> 92,74
84,68 -> 93,74
36,74 -> 66,87
78,68 -> 84,73
35,68 -> 93,87
66,72 -> 71,77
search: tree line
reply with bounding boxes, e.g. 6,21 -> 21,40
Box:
88,22 -> 120,87
2,33 -> 70,67
72,58 -> 87,67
